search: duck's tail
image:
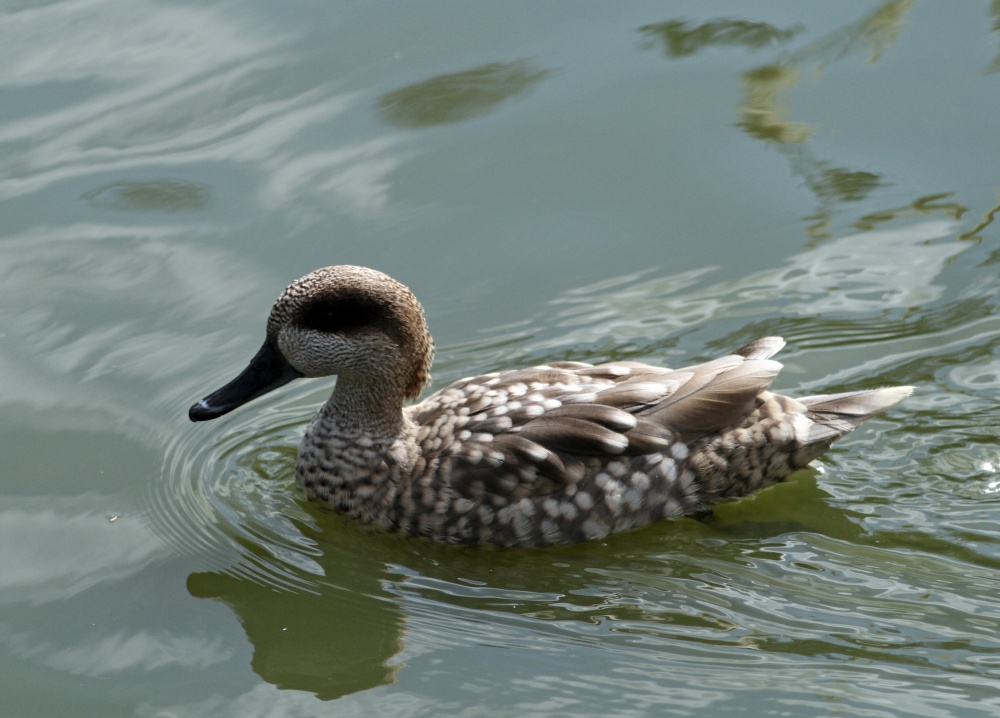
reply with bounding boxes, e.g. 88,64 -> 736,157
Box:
796,385 -> 914,464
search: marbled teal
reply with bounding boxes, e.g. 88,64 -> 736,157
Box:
190,265 -> 912,547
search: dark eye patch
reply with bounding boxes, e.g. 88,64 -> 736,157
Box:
301,295 -> 386,334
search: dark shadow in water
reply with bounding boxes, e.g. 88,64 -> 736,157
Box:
183,469 -> 875,700
637,18 -> 803,58
184,444 -> 1000,698
186,522 -> 406,701
81,179 -> 211,212
377,60 -> 550,128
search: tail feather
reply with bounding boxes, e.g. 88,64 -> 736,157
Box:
646,358 -> 783,437
799,385 -> 914,454
732,336 -> 786,361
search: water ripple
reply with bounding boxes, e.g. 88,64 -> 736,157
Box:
142,218 -> 1000,706
154,389 -> 325,591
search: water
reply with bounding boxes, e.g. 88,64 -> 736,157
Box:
3,1 -> 1000,715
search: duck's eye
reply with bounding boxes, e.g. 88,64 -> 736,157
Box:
301,297 -> 384,334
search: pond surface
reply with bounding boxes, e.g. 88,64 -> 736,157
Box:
3,1 -> 1000,716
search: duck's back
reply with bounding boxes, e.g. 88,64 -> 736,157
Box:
394,338 -> 910,545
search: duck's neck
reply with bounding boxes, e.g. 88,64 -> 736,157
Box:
297,375 -> 416,514
320,374 -> 409,439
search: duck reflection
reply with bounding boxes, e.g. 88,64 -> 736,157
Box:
186,515 -> 406,701
185,468 -> 865,700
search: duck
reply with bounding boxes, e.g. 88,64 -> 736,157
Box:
189,265 -> 912,547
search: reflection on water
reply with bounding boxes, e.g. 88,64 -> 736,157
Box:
0,0 -> 295,201
631,4 -> 923,238
638,19 -> 803,58
855,192 -> 969,233
174,446 -> 1000,705
785,0 -> 915,66
497,221 -> 966,358
377,60 -> 551,128
0,0 -> 403,227
159,386 -> 410,700
958,192 -> 1000,242
991,0 -> 1000,72
174,455 -> 849,700
187,537 -> 405,701
0,496 -> 166,606
81,179 -> 211,212
165,374 -> 406,698
737,65 -> 815,144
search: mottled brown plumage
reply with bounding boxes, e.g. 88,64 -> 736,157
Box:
190,265 -> 912,546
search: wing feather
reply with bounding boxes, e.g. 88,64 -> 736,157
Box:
413,344 -> 789,502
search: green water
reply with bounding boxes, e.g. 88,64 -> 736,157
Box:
3,1 -> 1000,715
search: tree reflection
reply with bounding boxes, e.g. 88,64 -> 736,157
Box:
736,65 -> 813,144
377,60 -> 550,128
781,0 -> 914,66
989,0 -> 1000,72
638,19 -> 803,58
81,178 -> 211,212
741,1 -> 916,235
638,1 -> 922,238
854,193 -> 969,234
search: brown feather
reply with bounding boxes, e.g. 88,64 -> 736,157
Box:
594,381 -> 676,408
645,359 -> 781,436
800,386 -> 914,446
623,418 -> 675,453
518,416 -> 629,455
732,336 -> 786,360
491,434 -> 567,479
538,403 -> 637,432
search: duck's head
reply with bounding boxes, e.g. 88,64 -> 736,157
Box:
189,265 -> 434,422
